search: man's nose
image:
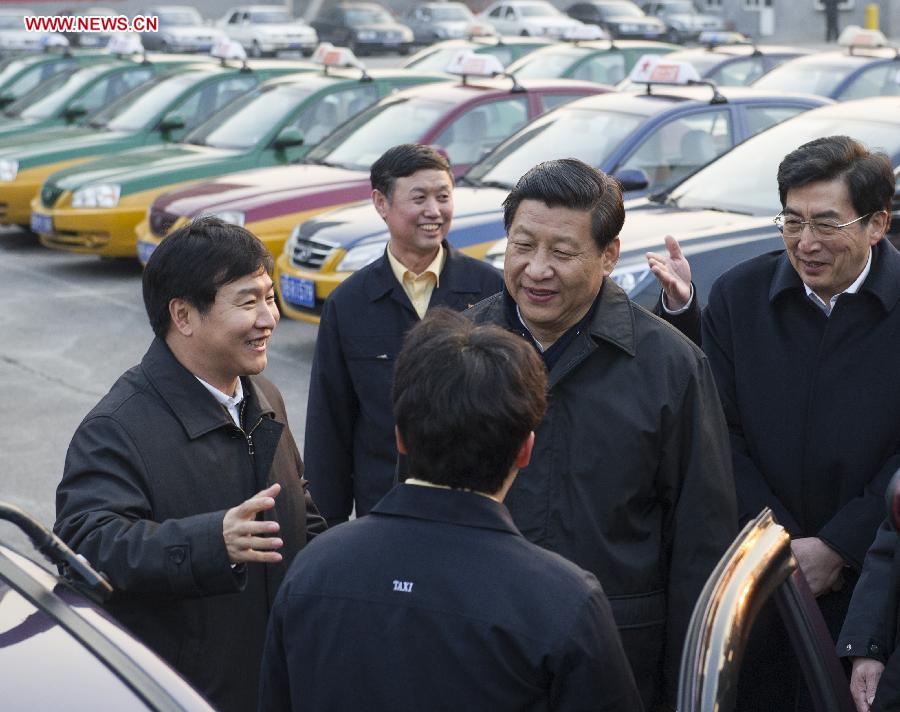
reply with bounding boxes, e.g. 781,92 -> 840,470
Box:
258,301 -> 278,329
796,223 -> 823,250
524,248 -> 553,280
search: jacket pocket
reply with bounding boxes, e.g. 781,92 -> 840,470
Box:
608,590 -> 667,705
607,589 -> 666,630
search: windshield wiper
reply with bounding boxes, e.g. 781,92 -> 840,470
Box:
476,180 -> 512,190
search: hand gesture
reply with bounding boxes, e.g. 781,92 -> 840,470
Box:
223,483 -> 283,565
790,536 -> 844,597
646,235 -> 692,310
850,657 -> 884,712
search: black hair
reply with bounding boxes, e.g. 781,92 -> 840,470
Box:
370,143 -> 452,201
142,217 -> 273,339
502,158 -> 625,250
392,308 -> 547,494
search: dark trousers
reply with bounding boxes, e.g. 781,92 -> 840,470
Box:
874,647 -> 900,712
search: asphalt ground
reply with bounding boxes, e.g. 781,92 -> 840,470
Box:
0,226 -> 319,560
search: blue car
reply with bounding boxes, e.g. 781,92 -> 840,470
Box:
276,81 -> 828,320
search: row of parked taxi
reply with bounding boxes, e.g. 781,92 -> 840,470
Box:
1,26 -> 899,324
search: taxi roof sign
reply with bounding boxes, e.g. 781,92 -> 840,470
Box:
628,54 -> 701,85
311,42 -> 363,69
698,30 -> 749,46
838,25 -> 888,49
40,33 -> 70,50
466,21 -> 496,37
106,33 -> 144,56
445,50 -> 504,78
211,38 -> 247,61
562,25 -> 607,42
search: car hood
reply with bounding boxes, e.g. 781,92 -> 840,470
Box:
0,127 -> 134,165
48,144 -> 239,194
607,14 -> 665,26
252,23 -> 316,37
354,22 -> 409,32
667,12 -> 721,28
160,26 -> 225,40
154,162 -> 370,221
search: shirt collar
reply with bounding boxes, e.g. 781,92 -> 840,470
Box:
386,244 -> 445,287
195,376 -> 244,427
404,477 -> 501,503
802,248 -> 871,315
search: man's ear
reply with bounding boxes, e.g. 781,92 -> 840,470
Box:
868,209 -> 890,245
169,298 -> 194,337
514,431 -> 535,470
372,189 -> 389,221
394,425 -> 407,455
601,237 -> 621,277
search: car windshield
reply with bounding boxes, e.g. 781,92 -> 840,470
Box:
157,8 -> 203,26
249,10 -> 292,23
519,2 -> 563,17
599,3 -> 644,17
0,15 -> 23,29
307,97 -> 450,170
662,1 -> 697,12
467,106 -> 645,188
510,49 -> 586,78
666,113 -> 900,215
89,72 -> 201,132
431,5 -> 473,21
6,66 -> 101,119
185,83 -> 314,149
404,46 -> 475,72
346,8 -> 392,24
751,60 -> 855,97
0,59 -> 31,87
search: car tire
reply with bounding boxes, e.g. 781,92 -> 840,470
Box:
665,27 -> 680,43
520,29 -> 530,36
250,40 -> 263,58
160,40 -> 170,53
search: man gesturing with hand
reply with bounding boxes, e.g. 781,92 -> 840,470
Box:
55,218 -> 325,712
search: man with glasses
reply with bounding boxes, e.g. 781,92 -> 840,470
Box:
647,135 -> 897,710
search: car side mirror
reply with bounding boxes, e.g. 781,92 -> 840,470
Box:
0,92 -> 14,109
613,168 -> 650,192
159,112 -> 185,133
63,103 -> 88,122
273,126 -> 304,149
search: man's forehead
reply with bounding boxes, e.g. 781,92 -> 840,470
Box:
221,267 -> 273,295
397,169 -> 453,191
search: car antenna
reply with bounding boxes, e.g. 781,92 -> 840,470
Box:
688,78 -> 727,104
0,501 -> 113,603
499,71 -> 525,93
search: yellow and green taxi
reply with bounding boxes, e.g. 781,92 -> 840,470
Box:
0,59 -> 316,228
0,52 -> 214,143
0,49 -> 116,109
32,62 -> 447,259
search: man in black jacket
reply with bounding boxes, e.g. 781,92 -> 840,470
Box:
303,144 -> 502,526
260,309 -> 643,712
466,158 -> 736,711
55,218 -> 325,712
648,136 -> 898,710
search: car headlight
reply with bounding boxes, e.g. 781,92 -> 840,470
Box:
484,237 -> 507,271
337,241 -> 385,272
207,210 -> 245,227
609,262 -> 653,296
356,30 -> 377,41
71,184 -> 121,208
0,159 -> 18,182
283,224 -> 300,256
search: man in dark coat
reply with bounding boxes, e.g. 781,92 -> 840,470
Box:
303,144 -> 502,526
647,135 -> 898,710
466,158 -> 737,711
259,308 -> 643,712
55,218 -> 326,712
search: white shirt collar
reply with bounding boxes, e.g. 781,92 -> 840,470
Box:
195,376 -> 244,427
803,248 -> 872,316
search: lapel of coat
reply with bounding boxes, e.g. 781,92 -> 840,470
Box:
429,244 -> 489,312
242,377 -> 284,490
363,248 -> 418,318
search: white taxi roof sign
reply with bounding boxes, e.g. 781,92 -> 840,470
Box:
698,30 -> 748,46
628,54 -> 701,85
445,50 -> 504,78
106,33 -> 144,56
311,42 -> 363,68
40,33 -> 70,49
210,38 -> 247,61
838,25 -> 888,48
562,25 -> 606,41
466,21 -> 496,37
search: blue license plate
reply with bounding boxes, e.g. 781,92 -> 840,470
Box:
30,212 -> 52,234
137,240 -> 156,265
280,274 -> 315,308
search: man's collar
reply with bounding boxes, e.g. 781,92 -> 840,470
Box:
371,482 -> 521,535
770,239 -> 900,312
364,240 -> 484,302
386,244 -> 445,287
141,338 -> 274,439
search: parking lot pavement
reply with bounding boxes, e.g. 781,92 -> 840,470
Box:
0,226 -> 318,557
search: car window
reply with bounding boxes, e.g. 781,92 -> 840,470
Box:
168,75 -> 257,132
743,105 -> 808,138
752,61 -> 854,98
707,57 -> 765,86
541,92 -> 591,111
838,64 -> 900,101
618,109 -> 732,190
4,60 -> 67,98
289,84 -> 378,146
513,50 -> 582,79
74,68 -> 155,116
479,46 -> 514,67
489,6 -> 503,17
432,97 -> 529,166
506,6 -> 517,19
572,53 -> 627,84
227,11 -> 240,24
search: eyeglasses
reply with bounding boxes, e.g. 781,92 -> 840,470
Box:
773,211 -> 877,240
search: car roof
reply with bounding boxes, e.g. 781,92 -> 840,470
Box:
387,76 -> 605,104
670,44 -> 810,59
778,48 -> 900,67
259,67 -> 443,89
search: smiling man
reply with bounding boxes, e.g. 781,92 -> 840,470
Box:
466,158 -> 737,711
54,218 -> 325,712
303,144 -> 502,526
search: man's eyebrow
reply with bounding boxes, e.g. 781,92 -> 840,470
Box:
233,284 -> 272,298
783,206 -> 841,219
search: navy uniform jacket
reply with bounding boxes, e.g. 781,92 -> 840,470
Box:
259,484 -> 643,712
303,242 -> 502,525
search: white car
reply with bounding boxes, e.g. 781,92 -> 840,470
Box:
0,7 -> 48,53
140,6 -> 227,53
218,4 -> 318,57
479,0 -> 585,38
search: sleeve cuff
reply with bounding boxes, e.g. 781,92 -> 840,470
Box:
661,283 -> 695,315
